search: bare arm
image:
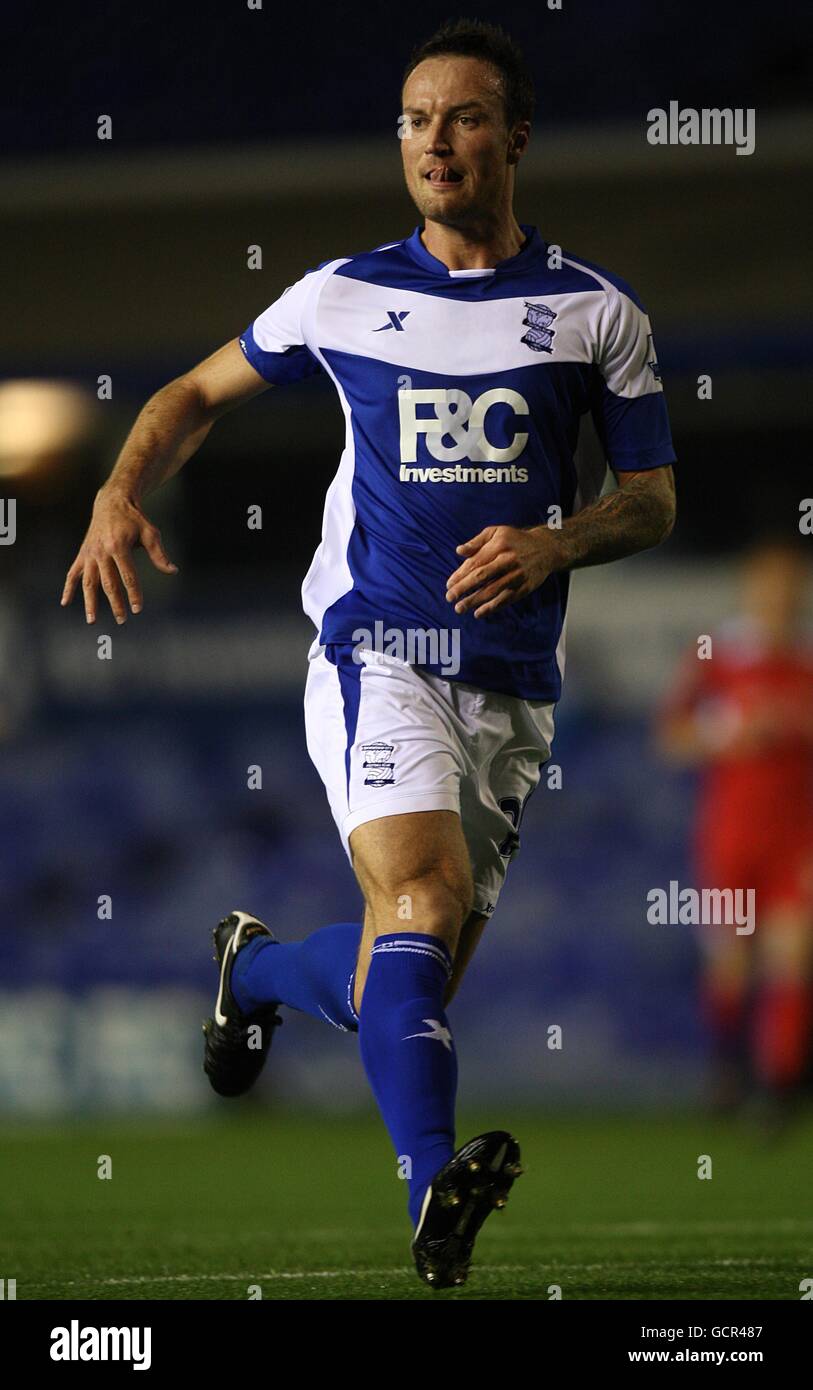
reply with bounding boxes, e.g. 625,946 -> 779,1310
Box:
61,339 -> 269,623
659,686 -> 813,765
545,465 -> 676,571
446,465 -> 676,618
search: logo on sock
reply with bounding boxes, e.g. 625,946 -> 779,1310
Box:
402,1018 -> 453,1051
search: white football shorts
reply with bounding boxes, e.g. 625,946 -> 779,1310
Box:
303,639 -> 555,918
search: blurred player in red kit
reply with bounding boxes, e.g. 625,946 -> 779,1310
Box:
659,538 -> 813,1123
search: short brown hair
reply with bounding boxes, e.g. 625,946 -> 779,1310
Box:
403,18 -> 536,130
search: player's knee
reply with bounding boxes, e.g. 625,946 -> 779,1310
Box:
369,863 -> 473,942
760,927 -> 812,981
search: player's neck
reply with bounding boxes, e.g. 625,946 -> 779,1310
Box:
420,216 -> 527,272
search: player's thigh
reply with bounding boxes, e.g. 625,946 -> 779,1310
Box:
756,908 -> 813,981
306,642 -> 472,861
696,929 -> 751,991
350,808 -> 474,931
753,840 -> 813,979
694,842 -> 757,989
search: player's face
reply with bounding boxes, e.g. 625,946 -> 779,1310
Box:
400,56 -> 526,228
743,548 -> 809,636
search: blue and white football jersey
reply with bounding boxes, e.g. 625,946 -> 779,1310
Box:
240,225 -> 675,701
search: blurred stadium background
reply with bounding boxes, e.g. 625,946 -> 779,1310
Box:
1,0 -> 812,1129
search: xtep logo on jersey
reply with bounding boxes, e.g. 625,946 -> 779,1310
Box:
374,310 -> 410,332
398,387 -> 529,478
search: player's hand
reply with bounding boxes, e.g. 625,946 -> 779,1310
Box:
731,703 -> 788,754
60,486 -> 178,624
446,524 -> 562,618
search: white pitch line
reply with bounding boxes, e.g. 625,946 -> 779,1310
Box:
30,1258 -> 791,1291
32,1267 -> 512,1288
542,1219 -> 813,1237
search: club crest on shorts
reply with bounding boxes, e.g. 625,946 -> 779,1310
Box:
360,741 -> 396,786
520,301 -> 557,353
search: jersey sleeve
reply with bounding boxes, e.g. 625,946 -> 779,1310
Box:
239,271 -> 325,385
591,284 -> 676,472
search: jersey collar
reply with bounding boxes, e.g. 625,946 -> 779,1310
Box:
404,224 -> 545,277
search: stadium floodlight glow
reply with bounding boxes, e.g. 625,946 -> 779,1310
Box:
0,380 -> 95,477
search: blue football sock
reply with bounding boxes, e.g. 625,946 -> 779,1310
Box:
231,922 -> 361,1032
358,933 -> 457,1227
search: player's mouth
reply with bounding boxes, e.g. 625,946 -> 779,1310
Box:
424,166 -> 464,186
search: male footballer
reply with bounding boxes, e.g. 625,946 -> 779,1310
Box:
660,539 -> 813,1126
62,20 -> 676,1287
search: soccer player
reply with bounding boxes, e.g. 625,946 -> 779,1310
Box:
61,20 -> 676,1286
659,539 -> 813,1126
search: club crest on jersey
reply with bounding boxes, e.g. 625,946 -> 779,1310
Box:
360,741 -> 396,787
520,301 -> 557,353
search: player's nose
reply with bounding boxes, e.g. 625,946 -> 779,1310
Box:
423,121 -> 453,154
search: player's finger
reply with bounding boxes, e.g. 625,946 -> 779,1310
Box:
473,587 -> 522,619
141,524 -> 179,575
61,558 -> 83,607
82,561 -> 101,624
448,554 -> 513,604
98,556 -> 129,625
454,527 -> 496,558
456,570 -> 522,615
112,553 -> 143,614
447,541 -> 503,590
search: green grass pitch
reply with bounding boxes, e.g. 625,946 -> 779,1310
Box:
3,1108 -> 811,1300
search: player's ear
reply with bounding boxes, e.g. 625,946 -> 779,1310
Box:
507,122 -> 530,165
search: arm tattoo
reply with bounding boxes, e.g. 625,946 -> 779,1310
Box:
552,467 -> 676,571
